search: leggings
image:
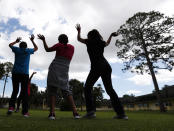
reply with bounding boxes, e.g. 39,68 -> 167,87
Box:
84,64 -> 125,115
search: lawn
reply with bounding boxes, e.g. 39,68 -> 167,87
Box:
0,109 -> 174,131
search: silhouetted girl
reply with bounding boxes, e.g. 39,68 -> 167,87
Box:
76,24 -> 128,119
38,34 -> 80,120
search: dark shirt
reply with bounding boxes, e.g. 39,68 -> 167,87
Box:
85,39 -> 110,69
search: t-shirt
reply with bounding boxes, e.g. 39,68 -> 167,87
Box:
49,43 -> 74,61
10,46 -> 34,74
85,39 -> 109,68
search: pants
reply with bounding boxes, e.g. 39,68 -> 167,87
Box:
9,73 -> 29,114
84,64 -> 125,115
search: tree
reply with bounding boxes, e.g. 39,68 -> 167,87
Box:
69,79 -> 84,111
1,62 -> 13,98
29,83 -> 39,108
0,63 -> 5,80
92,84 -> 105,107
115,11 -> 174,112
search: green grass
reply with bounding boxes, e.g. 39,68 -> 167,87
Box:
0,109 -> 174,131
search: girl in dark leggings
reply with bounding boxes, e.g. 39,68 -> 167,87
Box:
76,24 -> 128,119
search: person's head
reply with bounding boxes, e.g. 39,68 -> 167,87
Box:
87,29 -> 103,41
19,41 -> 27,49
58,34 -> 68,44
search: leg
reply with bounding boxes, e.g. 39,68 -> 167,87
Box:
16,92 -> 22,110
47,86 -> 57,119
9,74 -> 20,109
20,74 -> 29,114
66,95 -> 78,114
101,67 -> 125,116
84,69 -> 100,112
50,95 -> 56,113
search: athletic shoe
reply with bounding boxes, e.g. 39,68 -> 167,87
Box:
82,111 -> 96,119
23,112 -> 30,118
73,112 -> 81,119
48,112 -> 55,120
15,109 -> 19,113
7,107 -> 14,115
113,115 -> 128,120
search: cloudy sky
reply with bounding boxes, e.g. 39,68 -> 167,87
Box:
0,0 -> 174,98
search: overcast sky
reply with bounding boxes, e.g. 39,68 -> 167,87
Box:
0,0 -> 174,98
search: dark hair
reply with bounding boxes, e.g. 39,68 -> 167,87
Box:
19,41 -> 27,48
58,34 -> 68,44
87,29 -> 103,41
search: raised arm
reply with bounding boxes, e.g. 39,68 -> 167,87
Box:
75,24 -> 86,44
29,72 -> 36,82
37,34 -> 52,52
9,37 -> 21,47
105,32 -> 118,46
30,34 -> 38,52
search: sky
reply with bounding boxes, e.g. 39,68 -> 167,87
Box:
0,0 -> 174,99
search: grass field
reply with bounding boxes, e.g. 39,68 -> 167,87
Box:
0,109 -> 174,131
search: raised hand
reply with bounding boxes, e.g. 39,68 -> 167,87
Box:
111,32 -> 118,37
76,24 -> 81,32
15,37 -> 22,43
37,34 -> 45,41
30,34 -> 35,41
33,72 -> 37,74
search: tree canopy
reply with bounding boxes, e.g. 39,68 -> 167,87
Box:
115,11 -> 174,74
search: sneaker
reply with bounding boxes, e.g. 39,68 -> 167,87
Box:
73,112 -> 81,119
83,111 -> 96,119
15,109 -> 19,113
23,112 -> 30,118
7,107 -> 14,115
113,115 -> 128,120
48,112 -> 55,120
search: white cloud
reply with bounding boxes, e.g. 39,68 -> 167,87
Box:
156,70 -> 174,83
127,69 -> 174,86
69,72 -> 89,82
38,86 -> 46,92
156,0 -> 174,16
127,74 -> 152,86
111,74 -> 118,79
29,69 -> 48,80
126,90 -> 142,95
108,58 -> 123,64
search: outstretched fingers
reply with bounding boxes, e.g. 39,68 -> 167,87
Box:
75,24 -> 81,31
29,34 -> 35,41
37,34 -> 45,40
16,37 -> 22,43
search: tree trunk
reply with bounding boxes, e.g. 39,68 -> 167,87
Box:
142,42 -> 166,112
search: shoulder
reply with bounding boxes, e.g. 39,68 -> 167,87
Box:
67,44 -> 74,49
26,48 -> 35,54
55,43 -> 62,47
10,46 -> 19,50
102,40 -> 107,47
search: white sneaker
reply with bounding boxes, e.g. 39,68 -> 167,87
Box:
48,113 -> 56,120
23,112 -> 30,118
73,113 -> 81,119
